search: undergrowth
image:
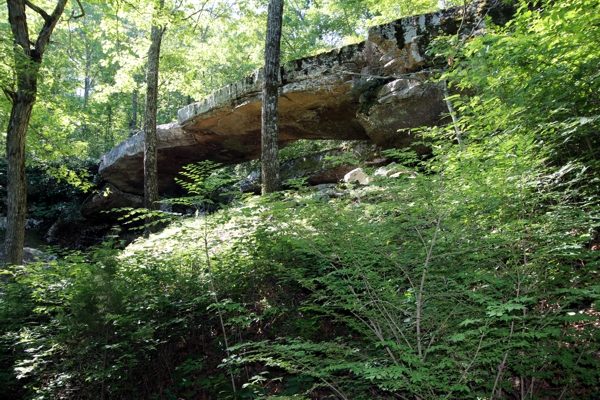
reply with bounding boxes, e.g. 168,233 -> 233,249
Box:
1,1 -> 600,398
1,139 -> 599,398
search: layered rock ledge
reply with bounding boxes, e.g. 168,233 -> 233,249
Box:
97,2 -> 511,196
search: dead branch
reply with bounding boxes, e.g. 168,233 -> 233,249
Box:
69,0 -> 86,20
183,0 -> 210,21
442,79 -> 464,149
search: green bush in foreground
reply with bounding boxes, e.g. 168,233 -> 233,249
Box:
1,144 -> 599,398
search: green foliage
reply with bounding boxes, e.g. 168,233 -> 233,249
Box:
278,139 -> 344,162
0,233 -> 221,399
432,0 -> 600,172
113,160 -> 236,231
0,159 -> 94,221
322,151 -> 361,167
174,160 -> 237,209
2,143 -> 599,398
113,206 -> 181,230
284,176 -> 309,191
1,1 -> 600,399
224,139 -> 600,398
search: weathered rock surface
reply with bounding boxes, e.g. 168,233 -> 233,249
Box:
45,217 -> 117,249
99,2 -> 500,195
344,168 -> 370,185
239,142 -> 383,193
358,78 -> 446,150
81,183 -> 144,219
99,122 -> 198,195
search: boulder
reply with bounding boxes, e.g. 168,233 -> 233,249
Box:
373,163 -> 418,179
314,183 -> 344,199
23,247 -> 57,264
374,162 -> 398,177
344,168 -> 369,185
239,170 -> 261,194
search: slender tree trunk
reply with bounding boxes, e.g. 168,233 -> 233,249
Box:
143,1 -> 165,237
261,0 -> 284,195
80,43 -> 92,142
4,0 -> 67,265
105,104 -> 113,150
83,43 -> 92,109
130,89 -> 138,134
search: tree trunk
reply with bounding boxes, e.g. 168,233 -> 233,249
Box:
143,3 -> 165,238
4,0 -> 68,265
5,98 -> 33,265
261,0 -> 284,195
105,104 -> 113,150
130,89 -> 138,134
83,42 -> 92,109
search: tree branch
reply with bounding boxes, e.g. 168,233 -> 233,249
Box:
69,0 -> 86,20
442,79 -> 464,149
2,87 -> 16,104
25,0 -> 51,21
183,0 -> 210,21
415,214 -> 443,361
34,0 -> 68,56
444,329 -> 486,399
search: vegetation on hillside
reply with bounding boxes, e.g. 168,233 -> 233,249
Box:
1,0 -> 599,398
0,0 -> 442,242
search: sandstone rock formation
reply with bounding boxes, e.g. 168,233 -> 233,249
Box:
81,183 -> 144,219
97,2 -> 504,197
239,142 -> 383,193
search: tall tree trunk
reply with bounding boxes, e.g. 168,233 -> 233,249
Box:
5,98 -> 33,265
261,0 -> 284,195
4,0 -> 68,265
130,89 -> 138,134
143,2 -> 165,238
83,42 -> 92,109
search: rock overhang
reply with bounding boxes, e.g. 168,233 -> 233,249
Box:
97,1 -> 512,196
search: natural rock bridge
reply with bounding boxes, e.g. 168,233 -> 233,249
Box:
95,2 -> 513,199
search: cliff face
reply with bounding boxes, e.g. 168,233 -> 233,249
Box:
97,2 -> 503,196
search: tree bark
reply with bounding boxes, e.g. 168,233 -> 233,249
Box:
261,0 -> 284,195
83,42 -> 92,109
4,0 -> 68,265
5,99 -> 32,265
143,1 -> 165,238
130,89 -> 138,134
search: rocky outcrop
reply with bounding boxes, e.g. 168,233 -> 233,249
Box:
98,2 -> 503,196
45,216 -> 117,249
239,142 -> 383,193
81,183 -> 144,219
99,122 -> 198,195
